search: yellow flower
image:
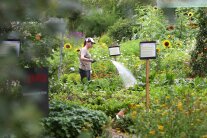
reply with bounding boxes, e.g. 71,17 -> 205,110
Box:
161,104 -> 166,108
177,101 -> 183,111
188,12 -> 193,17
116,128 -> 121,133
76,48 -> 80,52
128,103 -> 136,109
162,40 -> 171,48
64,43 -> 72,49
156,48 -> 160,53
162,111 -> 168,116
176,41 -> 183,47
167,35 -> 171,39
131,111 -> 137,119
135,104 -> 141,108
166,96 -> 170,99
201,134 -> 207,138
153,6 -> 158,10
149,130 -> 156,135
158,125 -> 164,131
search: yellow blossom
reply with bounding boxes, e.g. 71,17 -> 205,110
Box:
135,104 -> 141,108
177,101 -> 183,111
188,12 -> 193,17
162,111 -> 168,116
201,135 -> 207,138
162,40 -> 171,48
167,35 -> 171,39
76,48 -> 80,52
158,125 -> 164,131
131,111 -> 137,119
156,48 -> 160,53
64,43 -> 72,49
149,130 -> 156,135
166,96 -> 170,99
176,41 -> 182,47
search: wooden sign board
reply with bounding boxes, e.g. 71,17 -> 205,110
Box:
0,39 -> 20,57
157,0 -> 207,8
140,41 -> 156,59
109,46 -> 121,56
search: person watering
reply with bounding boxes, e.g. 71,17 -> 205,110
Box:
79,37 -> 96,82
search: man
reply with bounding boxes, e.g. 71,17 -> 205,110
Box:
79,37 -> 96,82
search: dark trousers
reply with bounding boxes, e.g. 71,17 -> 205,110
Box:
79,68 -> 91,82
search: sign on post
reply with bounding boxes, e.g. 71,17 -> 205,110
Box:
140,41 -> 156,59
139,41 -> 157,111
109,46 -> 121,56
0,39 -> 20,57
109,45 -> 121,61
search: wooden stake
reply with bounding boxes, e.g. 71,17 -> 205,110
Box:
146,59 -> 150,111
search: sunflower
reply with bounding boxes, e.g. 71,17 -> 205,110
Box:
176,40 -> 183,47
163,40 -> 171,48
153,6 -> 158,10
64,43 -> 72,49
188,12 -> 193,17
76,48 -> 80,52
166,25 -> 175,31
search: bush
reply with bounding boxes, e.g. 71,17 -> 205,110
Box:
77,10 -> 117,36
99,34 -> 113,46
41,101 -> 109,138
108,19 -> 133,42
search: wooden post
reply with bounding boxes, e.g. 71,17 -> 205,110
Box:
58,32 -> 64,79
146,59 -> 150,111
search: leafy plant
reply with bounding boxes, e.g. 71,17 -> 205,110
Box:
41,101 -> 109,138
108,18 -> 133,42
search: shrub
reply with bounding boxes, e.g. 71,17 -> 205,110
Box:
41,101 -> 109,138
108,19 -> 133,42
77,10 -> 117,36
99,34 -> 113,46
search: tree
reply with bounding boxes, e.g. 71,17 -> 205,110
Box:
190,8 -> 207,77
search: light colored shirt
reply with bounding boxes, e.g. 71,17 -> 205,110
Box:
79,47 -> 91,70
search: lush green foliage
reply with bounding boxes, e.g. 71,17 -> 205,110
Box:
41,101 -> 108,138
108,18 -> 133,42
77,10 -> 118,36
47,6 -> 206,137
1,0 -> 207,137
16,22 -> 61,68
124,77 -> 207,137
